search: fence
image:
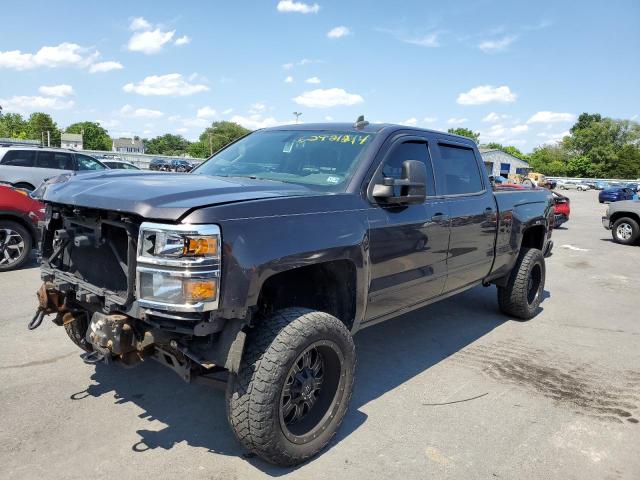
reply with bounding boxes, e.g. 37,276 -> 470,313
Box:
80,149 -> 204,169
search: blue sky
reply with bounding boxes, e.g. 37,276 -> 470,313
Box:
1,0 -> 638,151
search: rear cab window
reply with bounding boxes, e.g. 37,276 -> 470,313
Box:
37,152 -> 73,170
1,150 -> 36,167
433,144 -> 484,195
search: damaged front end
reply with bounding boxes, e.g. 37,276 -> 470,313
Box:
31,203 -> 247,385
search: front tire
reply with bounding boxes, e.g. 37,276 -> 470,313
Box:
64,313 -> 93,352
226,308 -> 355,466
497,248 -> 546,320
611,217 -> 640,245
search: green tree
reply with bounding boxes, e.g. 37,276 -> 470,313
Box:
26,112 -> 61,146
144,134 -> 190,156
447,127 -> 480,143
0,113 -> 28,138
189,121 -> 251,158
528,144 -> 571,176
66,121 -> 112,151
482,142 -> 528,161
566,156 -> 594,177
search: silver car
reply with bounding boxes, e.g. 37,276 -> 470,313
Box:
0,146 -> 107,191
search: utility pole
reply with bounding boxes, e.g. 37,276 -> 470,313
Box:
293,112 -> 302,124
47,130 -> 51,147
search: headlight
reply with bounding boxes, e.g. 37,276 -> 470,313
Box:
136,222 -> 221,312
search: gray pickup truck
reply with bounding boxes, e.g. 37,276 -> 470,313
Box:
32,120 -> 554,465
602,200 -> 640,244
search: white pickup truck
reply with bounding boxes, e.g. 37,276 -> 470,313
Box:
0,146 -> 107,190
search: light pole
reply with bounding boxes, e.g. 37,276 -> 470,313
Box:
293,112 -> 302,124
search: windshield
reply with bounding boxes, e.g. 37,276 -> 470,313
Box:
193,130 -> 376,191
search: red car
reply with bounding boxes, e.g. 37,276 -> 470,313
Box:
552,191 -> 570,227
0,184 -> 45,270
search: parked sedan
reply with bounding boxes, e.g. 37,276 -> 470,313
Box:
0,184 -> 44,270
149,158 -> 172,171
103,160 -> 140,170
598,187 -> 635,203
552,191 -> 570,227
171,159 -> 194,172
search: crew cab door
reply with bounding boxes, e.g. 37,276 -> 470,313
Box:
431,141 -> 497,292
364,134 -> 450,322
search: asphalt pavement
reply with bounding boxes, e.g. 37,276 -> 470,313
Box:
1,189 -> 639,479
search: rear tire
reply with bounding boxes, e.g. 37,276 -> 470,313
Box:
0,220 -> 32,271
497,248 -> 546,320
226,308 -> 355,466
611,217 -> 640,245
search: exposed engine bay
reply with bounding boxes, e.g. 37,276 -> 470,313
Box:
33,204 -> 246,382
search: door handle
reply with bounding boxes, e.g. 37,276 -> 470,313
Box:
484,207 -> 494,216
431,213 -> 449,222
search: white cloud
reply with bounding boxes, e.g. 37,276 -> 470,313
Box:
402,117 -> 418,126
130,17 -> 151,31
123,73 -> 209,96
197,106 -> 217,119
0,95 -> 74,113
324,115 -> 334,121
175,127 -> 189,134
540,130 -> 570,144
482,112 -> 511,123
277,0 -> 320,14
457,85 -> 516,105
527,111 -> 575,123
282,58 -> 320,70
285,76 -> 294,83
510,124 -> 529,133
249,102 -> 267,114
293,88 -> 364,108
447,117 -> 468,125
38,84 -> 74,97
168,115 -> 209,128
230,114 -> 283,130
89,61 -> 123,73
327,26 -> 351,39
222,108 -> 234,115
119,104 -> 164,118
305,76 -> 321,84
97,118 -> 120,129
423,116 -> 437,123
175,35 -> 191,46
403,33 -> 440,47
478,35 -> 517,53
128,28 -> 175,54
0,42 -> 100,70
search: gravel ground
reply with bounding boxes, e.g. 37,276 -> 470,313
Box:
1,189 -> 639,480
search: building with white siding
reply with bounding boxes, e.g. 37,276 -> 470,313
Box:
480,148 -> 531,178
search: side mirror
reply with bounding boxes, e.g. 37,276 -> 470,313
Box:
372,160 -> 427,205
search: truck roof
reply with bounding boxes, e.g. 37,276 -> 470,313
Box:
262,122 -> 476,145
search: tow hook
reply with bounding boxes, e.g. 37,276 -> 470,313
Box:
28,282 -> 63,330
80,350 -> 108,365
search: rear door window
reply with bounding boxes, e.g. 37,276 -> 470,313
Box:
1,150 -> 36,167
37,152 -> 73,170
433,144 -> 484,195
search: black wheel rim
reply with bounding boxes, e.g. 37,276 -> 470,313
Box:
527,264 -> 542,305
279,340 -> 345,444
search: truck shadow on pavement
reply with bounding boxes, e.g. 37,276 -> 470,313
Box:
71,284 -> 515,475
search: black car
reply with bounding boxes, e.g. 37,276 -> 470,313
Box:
171,159 -> 194,172
148,158 -> 171,171
35,121 -> 554,466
